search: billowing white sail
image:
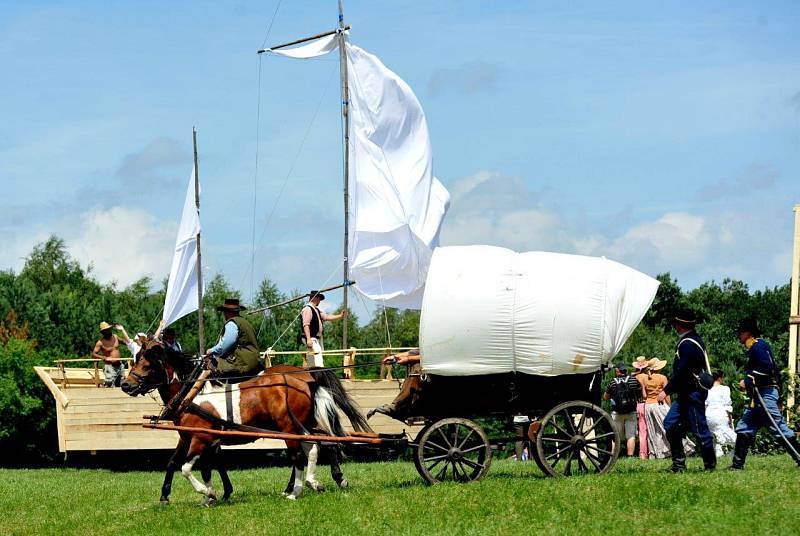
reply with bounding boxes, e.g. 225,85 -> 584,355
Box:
269,35 -> 450,308
163,168 -> 201,327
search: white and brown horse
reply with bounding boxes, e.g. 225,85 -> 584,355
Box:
121,341 -> 370,503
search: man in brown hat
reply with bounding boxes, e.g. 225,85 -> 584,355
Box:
92,321 -> 124,387
204,298 -> 261,382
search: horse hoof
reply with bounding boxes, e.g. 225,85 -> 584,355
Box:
337,479 -> 349,489
305,480 -> 324,492
285,494 -> 297,501
222,494 -> 232,502
159,498 -> 170,506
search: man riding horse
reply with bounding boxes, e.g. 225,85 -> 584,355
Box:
204,298 -> 261,382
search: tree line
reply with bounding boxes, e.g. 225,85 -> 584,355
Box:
0,236 -> 794,461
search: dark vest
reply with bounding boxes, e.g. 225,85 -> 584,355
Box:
217,316 -> 260,374
300,304 -> 323,339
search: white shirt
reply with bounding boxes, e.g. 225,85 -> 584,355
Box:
706,384 -> 732,413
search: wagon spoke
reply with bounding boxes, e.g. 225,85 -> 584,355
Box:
584,446 -> 613,456
437,428 -> 453,449
576,453 -> 588,473
423,440 -> 450,453
562,449 -> 575,475
545,444 -> 571,462
426,458 -> 445,473
584,431 -> 616,442
581,417 -> 605,436
435,461 -> 450,481
576,407 -> 588,432
540,435 -> 571,443
457,429 -> 475,450
460,458 -> 485,470
562,410 -> 577,434
583,448 -> 603,470
548,421 -> 572,439
461,443 -> 489,454
423,453 -> 451,463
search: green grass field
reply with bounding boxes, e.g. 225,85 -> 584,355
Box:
1,456 -> 798,536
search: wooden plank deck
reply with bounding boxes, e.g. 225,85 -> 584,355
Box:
35,367 -> 419,452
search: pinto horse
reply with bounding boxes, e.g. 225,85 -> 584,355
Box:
121,341 -> 370,502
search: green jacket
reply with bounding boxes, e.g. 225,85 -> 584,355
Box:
216,316 -> 260,375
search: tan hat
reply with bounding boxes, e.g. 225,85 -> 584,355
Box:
631,356 -> 650,371
649,358 -> 667,371
99,321 -> 113,332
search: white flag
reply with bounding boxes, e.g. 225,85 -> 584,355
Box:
268,35 -> 450,309
163,168 -> 201,327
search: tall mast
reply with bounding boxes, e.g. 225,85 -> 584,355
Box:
193,127 -> 205,354
338,0 -> 351,350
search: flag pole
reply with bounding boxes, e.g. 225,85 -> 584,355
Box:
338,0 -> 350,350
193,127 -> 205,354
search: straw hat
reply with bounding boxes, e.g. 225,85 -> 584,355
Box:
648,358 -> 667,371
631,356 -> 650,371
99,321 -> 113,332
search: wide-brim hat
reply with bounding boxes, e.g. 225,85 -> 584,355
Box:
99,321 -> 113,332
649,358 -> 668,371
631,356 -> 650,371
736,317 -> 760,337
216,298 -> 246,312
673,309 -> 698,326
308,290 -> 325,301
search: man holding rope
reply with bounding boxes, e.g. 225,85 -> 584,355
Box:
300,290 -> 346,368
730,317 -> 800,470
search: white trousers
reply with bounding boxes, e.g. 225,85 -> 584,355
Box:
306,337 -> 324,368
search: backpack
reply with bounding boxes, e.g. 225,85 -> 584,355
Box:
610,377 -> 638,413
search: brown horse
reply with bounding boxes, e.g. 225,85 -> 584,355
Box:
121,341 -> 369,502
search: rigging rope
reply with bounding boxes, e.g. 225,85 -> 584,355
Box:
239,62 -> 339,292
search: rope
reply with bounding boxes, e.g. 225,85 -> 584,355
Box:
259,0 -> 283,50
250,56 -> 263,299
238,62 -> 339,292
267,259 -> 343,349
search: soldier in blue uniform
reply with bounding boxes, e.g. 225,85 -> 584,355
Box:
730,317 -> 800,469
657,310 -> 717,472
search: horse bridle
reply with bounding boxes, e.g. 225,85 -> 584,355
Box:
127,355 -> 173,394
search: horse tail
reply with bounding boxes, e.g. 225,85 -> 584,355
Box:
313,387 -> 346,438
310,368 -> 373,433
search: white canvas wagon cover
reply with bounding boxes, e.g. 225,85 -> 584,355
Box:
419,246 -> 659,376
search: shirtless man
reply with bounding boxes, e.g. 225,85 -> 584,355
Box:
92,322 -> 124,387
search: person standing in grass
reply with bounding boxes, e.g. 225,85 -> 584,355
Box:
603,363 -> 642,457
705,370 -> 736,458
657,310 -> 717,472
640,357 -> 675,459
632,356 -> 651,459
730,317 -> 800,470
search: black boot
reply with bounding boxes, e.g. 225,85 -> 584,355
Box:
667,429 -> 686,473
785,436 -> 800,466
700,442 -> 717,471
729,433 -> 752,470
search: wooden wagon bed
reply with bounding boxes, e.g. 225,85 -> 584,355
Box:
34,366 -> 419,453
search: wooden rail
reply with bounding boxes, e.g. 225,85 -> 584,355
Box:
144,422 -> 397,445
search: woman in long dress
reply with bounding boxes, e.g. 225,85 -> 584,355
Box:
705,370 -> 736,457
631,356 -> 650,459
639,358 -> 673,459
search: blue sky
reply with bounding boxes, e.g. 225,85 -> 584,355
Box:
2,1 -> 799,321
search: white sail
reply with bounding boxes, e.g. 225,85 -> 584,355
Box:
268,36 -> 450,309
163,168 -> 201,327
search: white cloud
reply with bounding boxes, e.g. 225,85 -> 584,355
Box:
608,212 -> 711,268
67,206 -> 176,287
439,169 -> 792,289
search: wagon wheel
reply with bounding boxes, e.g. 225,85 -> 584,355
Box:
414,418 -> 492,485
535,401 -> 620,477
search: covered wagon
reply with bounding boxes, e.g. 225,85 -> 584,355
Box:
394,246 -> 660,483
